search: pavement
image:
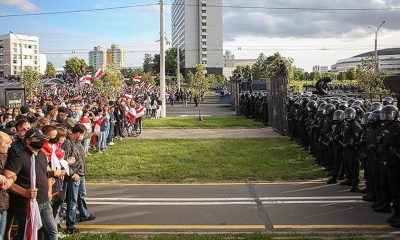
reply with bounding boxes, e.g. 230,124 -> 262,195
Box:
72,182 -> 398,234
137,128 -> 282,139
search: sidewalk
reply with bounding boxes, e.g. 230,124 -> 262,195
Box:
137,128 -> 283,139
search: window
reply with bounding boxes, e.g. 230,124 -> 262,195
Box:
202,3 -> 206,7
202,23 -> 207,26
34,61 -> 37,64
13,54 -> 17,59
34,67 -> 37,70
24,44 -> 27,48
202,35 -> 206,39
29,55 -> 32,59
28,45 -> 32,49
202,10 -> 206,13
202,16 -> 207,20
202,48 -> 207,51
202,54 -> 207,58
13,48 -> 17,53
24,55 -> 27,59
202,61 -> 207,64
13,60 -> 17,64
13,43 -> 17,47
202,29 -> 207,32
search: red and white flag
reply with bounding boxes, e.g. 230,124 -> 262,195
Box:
133,76 -> 142,82
24,155 -> 42,240
94,69 -> 104,79
136,105 -> 146,118
79,75 -> 92,84
122,94 -> 133,99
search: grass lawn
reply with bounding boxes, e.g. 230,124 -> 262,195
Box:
142,116 -> 266,129
65,233 -> 380,240
86,138 -> 324,183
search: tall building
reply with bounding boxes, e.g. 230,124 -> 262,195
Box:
312,65 -> 329,73
0,33 -> 40,77
172,0 -> 223,75
89,46 -> 106,70
107,44 -> 124,68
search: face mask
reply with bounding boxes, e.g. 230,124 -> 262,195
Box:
30,139 -> 44,149
49,135 -> 60,144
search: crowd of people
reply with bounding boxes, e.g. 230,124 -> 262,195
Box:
0,73 -> 160,239
287,93 -> 400,228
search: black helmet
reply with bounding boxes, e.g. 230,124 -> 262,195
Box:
325,98 -> 332,104
352,105 -> 365,117
338,101 -> 348,111
368,110 -> 381,123
344,107 -> 357,120
300,97 -> 309,106
361,112 -> 371,125
333,110 -> 344,121
310,94 -> 318,101
322,103 -> 336,116
307,100 -> 318,111
370,102 -> 383,111
380,105 -> 399,121
383,97 -> 394,106
331,100 -> 339,108
317,103 -> 327,113
348,99 -> 355,106
317,100 -> 327,107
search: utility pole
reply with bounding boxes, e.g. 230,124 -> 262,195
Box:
368,20 -> 386,73
160,0 -> 166,117
177,45 -> 180,91
10,31 -> 23,77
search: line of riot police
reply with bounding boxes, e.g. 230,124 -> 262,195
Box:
238,91 -> 269,125
287,94 -> 400,228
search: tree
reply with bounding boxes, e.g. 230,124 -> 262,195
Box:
45,61 -> 56,76
120,67 -> 132,78
345,68 -> 356,80
143,54 -> 153,73
187,64 -> 216,121
338,72 -> 345,81
101,64 -> 124,99
64,57 -> 87,76
142,72 -> 155,85
357,56 -> 388,94
21,67 -> 42,100
86,65 -> 95,74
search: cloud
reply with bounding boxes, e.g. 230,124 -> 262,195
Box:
223,0 -> 400,41
0,0 -> 39,12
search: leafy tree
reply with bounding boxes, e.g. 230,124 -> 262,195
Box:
86,65 -> 95,74
120,67 -> 131,78
338,72 -> 345,81
21,67 -> 42,100
187,64 -> 216,121
345,68 -> 356,80
64,57 -> 87,76
143,54 -> 153,73
101,64 -> 124,98
45,61 -> 56,76
151,54 -> 160,75
310,71 -> 321,81
142,72 -> 155,85
357,56 -> 388,94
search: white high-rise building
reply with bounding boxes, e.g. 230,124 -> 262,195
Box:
89,46 -> 106,70
172,0 -> 223,75
0,33 -> 40,77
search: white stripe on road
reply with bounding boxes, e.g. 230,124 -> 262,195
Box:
86,196 -> 362,202
86,200 -> 363,206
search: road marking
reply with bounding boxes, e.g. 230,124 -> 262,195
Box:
65,224 -> 391,230
86,200 -> 363,206
86,181 -> 327,186
283,184 -> 338,193
273,225 -> 390,229
72,225 -> 266,230
87,196 -> 362,201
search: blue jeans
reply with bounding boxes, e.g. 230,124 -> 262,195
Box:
83,138 -> 90,153
107,125 -> 115,143
66,176 -> 90,230
38,201 -> 58,240
96,131 -> 107,150
0,210 -> 6,240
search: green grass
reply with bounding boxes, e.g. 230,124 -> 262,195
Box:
86,138 -> 324,183
142,116 -> 266,129
65,233 -> 380,240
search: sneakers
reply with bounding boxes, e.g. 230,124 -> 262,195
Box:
108,142 -> 116,146
81,214 -> 96,222
326,177 -> 337,184
65,228 -> 80,234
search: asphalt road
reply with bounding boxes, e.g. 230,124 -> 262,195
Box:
72,182 -> 397,234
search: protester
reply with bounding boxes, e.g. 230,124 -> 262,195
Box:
0,132 -> 12,239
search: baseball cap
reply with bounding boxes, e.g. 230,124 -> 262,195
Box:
24,128 -> 49,140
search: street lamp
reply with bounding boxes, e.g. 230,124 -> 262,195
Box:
10,31 -> 23,76
173,23 -> 181,91
368,20 -> 386,72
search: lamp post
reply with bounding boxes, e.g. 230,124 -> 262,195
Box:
160,0 -> 166,118
10,31 -> 23,76
173,24 -> 181,91
368,20 -> 386,73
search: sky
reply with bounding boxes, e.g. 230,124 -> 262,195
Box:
0,0 -> 400,72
